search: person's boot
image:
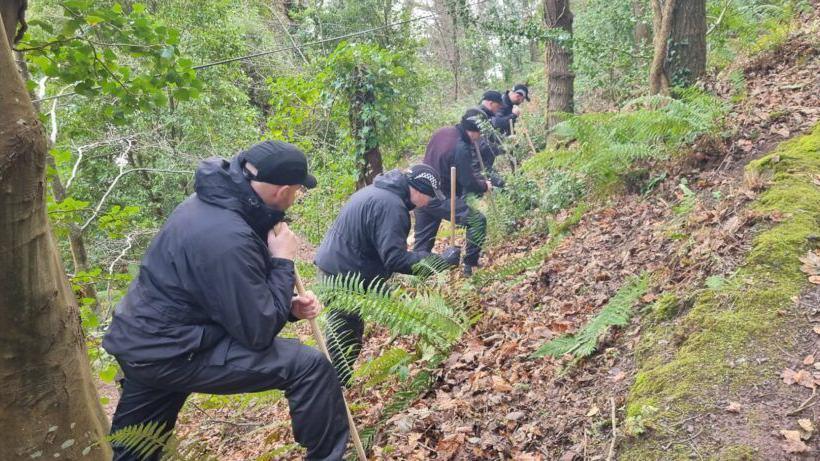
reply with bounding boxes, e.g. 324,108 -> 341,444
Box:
463,264 -> 475,277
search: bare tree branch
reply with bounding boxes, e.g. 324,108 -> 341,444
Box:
80,140 -> 193,230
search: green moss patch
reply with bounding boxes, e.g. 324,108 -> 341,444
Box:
621,124 -> 820,458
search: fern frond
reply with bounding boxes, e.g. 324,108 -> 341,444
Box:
107,421 -> 171,460
315,273 -> 467,351
533,273 -> 649,359
472,232 -> 566,285
353,347 -> 412,388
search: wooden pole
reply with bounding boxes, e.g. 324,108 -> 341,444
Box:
520,125 -> 538,157
275,225 -> 368,461
472,141 -> 496,211
449,166 -> 456,246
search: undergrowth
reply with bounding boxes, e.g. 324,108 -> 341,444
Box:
533,273 -> 649,359
522,89 -> 728,197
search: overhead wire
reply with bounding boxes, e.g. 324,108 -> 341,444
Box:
30,0 -> 493,104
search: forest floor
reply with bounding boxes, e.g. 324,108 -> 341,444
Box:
98,15 -> 819,461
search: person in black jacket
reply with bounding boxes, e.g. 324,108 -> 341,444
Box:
315,165 -> 460,385
103,141 -> 348,461
477,90 -> 505,172
414,108 -> 491,277
492,83 -> 530,136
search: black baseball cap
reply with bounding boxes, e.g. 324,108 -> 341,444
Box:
481,90 -> 503,104
407,164 -> 445,200
460,108 -> 487,133
240,140 -> 317,189
513,84 -> 530,101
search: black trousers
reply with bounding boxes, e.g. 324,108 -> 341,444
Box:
110,336 -> 348,461
413,196 -> 486,266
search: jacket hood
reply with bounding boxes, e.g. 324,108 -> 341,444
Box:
374,169 -> 414,210
502,91 -> 513,107
454,124 -> 473,144
195,157 -> 285,238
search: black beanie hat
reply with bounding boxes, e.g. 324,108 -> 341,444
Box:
481,90 -> 503,104
460,108 -> 487,133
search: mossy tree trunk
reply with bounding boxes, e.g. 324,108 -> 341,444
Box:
0,5 -> 111,460
649,0 -> 706,94
543,0 -> 574,129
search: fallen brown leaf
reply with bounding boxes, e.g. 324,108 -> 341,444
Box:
726,401 -> 742,413
780,429 -> 810,453
804,355 -> 815,366
492,375 -> 513,393
783,368 -> 799,385
797,418 -> 814,433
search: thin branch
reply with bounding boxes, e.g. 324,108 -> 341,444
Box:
606,396 -> 617,461
48,85 -> 72,145
707,0 -> 732,36
267,5 -> 309,65
80,142 -> 192,230
66,135 -> 140,190
13,36 -> 78,52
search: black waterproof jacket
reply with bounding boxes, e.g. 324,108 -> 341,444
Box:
423,125 -> 488,197
492,91 -> 518,136
314,170 -> 426,283
102,157 -> 296,363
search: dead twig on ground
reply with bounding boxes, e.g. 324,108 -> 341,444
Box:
787,390 -> 818,416
606,396 -> 617,461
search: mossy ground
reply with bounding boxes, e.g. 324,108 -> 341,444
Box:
621,125 -> 820,459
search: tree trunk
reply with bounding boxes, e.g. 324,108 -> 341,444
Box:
543,0 -> 574,129
649,0 -> 706,94
0,7 -> 111,461
632,0 -> 651,50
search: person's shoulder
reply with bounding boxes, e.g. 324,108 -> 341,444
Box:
431,125 -> 458,138
172,198 -> 256,248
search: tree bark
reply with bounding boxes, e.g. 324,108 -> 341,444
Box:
632,0 -> 651,50
649,0 -> 706,94
543,0 -> 574,129
0,6 -> 111,461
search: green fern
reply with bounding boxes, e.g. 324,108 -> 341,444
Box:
106,421 -> 171,460
471,234 -> 564,286
314,274 -> 467,351
352,347 -> 412,388
471,203 -> 587,286
525,89 -> 728,195
533,274 -> 649,359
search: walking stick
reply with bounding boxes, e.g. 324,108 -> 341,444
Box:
450,166 -> 456,247
472,141 -> 496,212
520,124 -> 538,157
274,224 -> 368,461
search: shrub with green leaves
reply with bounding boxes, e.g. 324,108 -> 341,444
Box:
22,1 -> 202,124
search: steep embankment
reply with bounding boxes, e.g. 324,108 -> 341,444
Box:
377,22 -> 819,461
